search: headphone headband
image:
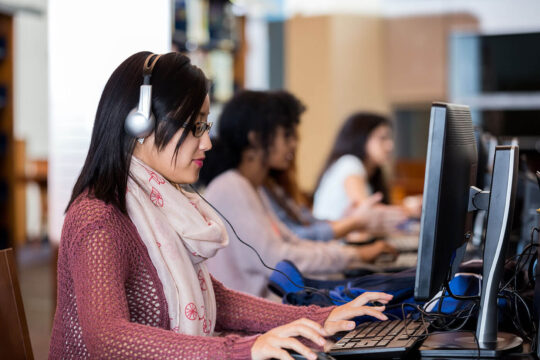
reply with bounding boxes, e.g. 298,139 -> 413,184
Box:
124,53 -> 162,138
143,53 -> 162,77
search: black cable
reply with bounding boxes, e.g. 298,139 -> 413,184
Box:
193,185 -> 540,349
494,227 -> 540,346
189,185 -> 350,304
500,289 -> 536,342
443,278 -> 481,301
501,227 -> 539,292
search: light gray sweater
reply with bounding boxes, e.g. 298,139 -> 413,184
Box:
205,170 -> 355,298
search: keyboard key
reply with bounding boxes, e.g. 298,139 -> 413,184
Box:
364,340 -> 379,347
377,320 -> 399,337
388,339 -> 411,348
329,319 -> 427,357
388,322 -> 406,336
376,339 -> 391,347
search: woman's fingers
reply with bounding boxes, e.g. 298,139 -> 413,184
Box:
352,292 -> 393,306
293,317 -> 328,336
334,305 -> 388,323
265,347 -> 295,360
277,337 -> 318,360
277,322 -> 326,347
324,320 -> 356,335
252,317 -> 333,360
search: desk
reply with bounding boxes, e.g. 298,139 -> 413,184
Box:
328,341 -> 536,359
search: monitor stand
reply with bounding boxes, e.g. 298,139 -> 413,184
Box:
420,146 -> 523,358
420,331 -> 522,358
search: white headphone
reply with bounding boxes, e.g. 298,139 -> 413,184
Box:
124,53 -> 162,140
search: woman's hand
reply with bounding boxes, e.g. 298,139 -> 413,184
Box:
324,292 -> 393,336
251,318 -> 327,360
251,292 -> 393,359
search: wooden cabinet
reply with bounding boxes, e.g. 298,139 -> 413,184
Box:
286,15 -> 389,191
384,14 -> 478,105
0,13 -> 14,250
286,13 -> 478,195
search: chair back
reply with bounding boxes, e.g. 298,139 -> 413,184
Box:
0,248 -> 34,359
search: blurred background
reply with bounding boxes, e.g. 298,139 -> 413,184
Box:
0,0 -> 539,358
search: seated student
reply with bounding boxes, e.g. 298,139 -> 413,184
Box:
49,51 -> 392,360
261,92 -> 405,242
198,91 -> 396,298
313,113 -> 413,222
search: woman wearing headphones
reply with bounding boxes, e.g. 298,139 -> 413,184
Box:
49,52 -> 392,360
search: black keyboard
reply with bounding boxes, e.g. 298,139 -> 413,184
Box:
329,318 -> 428,359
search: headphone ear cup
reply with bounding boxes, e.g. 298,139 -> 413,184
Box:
125,108 -> 155,138
126,53 -> 161,138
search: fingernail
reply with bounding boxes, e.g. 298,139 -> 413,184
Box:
319,338 -> 326,346
347,322 -> 355,329
309,353 -> 317,360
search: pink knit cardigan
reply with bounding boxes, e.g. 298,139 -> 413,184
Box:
49,193 -> 333,359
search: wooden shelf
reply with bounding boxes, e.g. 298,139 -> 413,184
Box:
0,13 -> 14,250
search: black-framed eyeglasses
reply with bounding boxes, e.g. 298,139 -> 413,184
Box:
182,121 -> 213,138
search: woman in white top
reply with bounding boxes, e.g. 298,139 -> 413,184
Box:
197,92 -> 396,298
313,113 -> 405,224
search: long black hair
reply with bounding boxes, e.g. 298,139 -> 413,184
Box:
197,90 -> 304,186
67,51 -> 209,213
316,112 -> 393,203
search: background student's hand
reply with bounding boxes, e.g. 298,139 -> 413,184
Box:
345,193 -> 408,235
251,318 -> 327,360
402,194 -> 423,219
324,291 -> 392,338
345,192 -> 383,229
367,205 -> 408,235
347,239 -> 398,263
343,231 -> 372,244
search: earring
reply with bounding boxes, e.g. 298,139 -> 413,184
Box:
137,138 -> 145,144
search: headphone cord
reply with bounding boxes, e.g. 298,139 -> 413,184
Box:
188,184 -> 348,304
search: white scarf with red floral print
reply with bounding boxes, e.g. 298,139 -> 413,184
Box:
126,156 -> 229,336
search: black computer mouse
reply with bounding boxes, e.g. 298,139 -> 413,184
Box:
285,349 -> 337,360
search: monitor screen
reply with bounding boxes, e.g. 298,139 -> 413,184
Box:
481,32 -> 540,93
414,102 -> 478,301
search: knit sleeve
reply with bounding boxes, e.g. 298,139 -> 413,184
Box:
212,275 -> 334,333
67,217 -> 258,360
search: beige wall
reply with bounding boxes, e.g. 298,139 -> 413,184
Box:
286,15 -> 390,193
384,13 -> 478,105
285,13 -> 478,194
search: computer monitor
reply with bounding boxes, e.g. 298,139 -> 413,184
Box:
471,129 -> 498,248
415,102 -> 478,301
415,102 -> 522,357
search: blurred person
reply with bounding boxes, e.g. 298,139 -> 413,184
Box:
261,92 -> 397,241
312,113 -> 410,227
198,91 -> 396,298
49,51 -> 393,360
